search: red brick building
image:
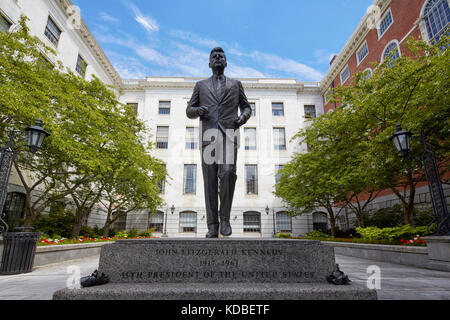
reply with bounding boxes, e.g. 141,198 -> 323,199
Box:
320,0 -> 450,217
321,0 -> 449,113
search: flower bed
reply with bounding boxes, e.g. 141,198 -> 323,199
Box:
301,236 -> 427,247
278,232 -> 427,247
37,236 -> 156,246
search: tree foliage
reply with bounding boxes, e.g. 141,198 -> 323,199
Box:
0,16 -> 166,229
275,36 -> 449,233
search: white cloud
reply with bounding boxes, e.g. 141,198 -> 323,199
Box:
313,49 -> 336,65
126,2 -> 159,33
251,51 -> 324,81
99,12 -> 120,24
227,64 -> 266,78
169,30 -> 221,48
135,14 -> 159,33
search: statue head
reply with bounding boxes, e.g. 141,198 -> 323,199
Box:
209,47 -> 227,72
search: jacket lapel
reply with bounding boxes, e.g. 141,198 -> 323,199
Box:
206,77 -> 220,102
219,77 -> 232,103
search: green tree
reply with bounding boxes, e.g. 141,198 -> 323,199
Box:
1,16 -> 166,229
330,36 -> 449,225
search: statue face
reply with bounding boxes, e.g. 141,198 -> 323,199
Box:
209,50 -> 227,70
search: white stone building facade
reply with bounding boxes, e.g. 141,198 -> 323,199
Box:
120,78 -> 327,238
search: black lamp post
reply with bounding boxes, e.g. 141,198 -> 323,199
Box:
0,119 -> 50,234
162,205 -> 175,238
265,205 -> 277,238
0,119 -> 50,275
389,124 -> 449,236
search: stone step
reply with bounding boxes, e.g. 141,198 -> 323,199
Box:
53,282 -> 377,300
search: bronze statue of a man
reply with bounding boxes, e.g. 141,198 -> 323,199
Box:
186,47 -> 252,238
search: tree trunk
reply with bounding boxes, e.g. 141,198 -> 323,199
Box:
71,209 -> 83,238
328,208 -> 337,238
103,218 -> 112,237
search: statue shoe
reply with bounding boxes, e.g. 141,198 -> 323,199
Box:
206,224 -> 219,238
220,220 -> 232,237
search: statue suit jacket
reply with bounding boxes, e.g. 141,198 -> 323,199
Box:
186,76 -> 252,147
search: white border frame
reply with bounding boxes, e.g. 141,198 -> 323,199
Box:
381,39 -> 401,62
356,40 -> 370,66
340,65 -> 350,85
377,7 -> 394,39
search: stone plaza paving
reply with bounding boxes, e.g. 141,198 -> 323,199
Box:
0,254 -> 449,300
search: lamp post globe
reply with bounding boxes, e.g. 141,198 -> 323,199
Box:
25,119 -> 50,153
389,124 -> 412,158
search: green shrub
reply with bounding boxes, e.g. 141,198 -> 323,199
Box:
34,202 -> 75,238
306,230 -> 330,239
363,204 -> 404,228
114,230 -> 128,238
356,225 -> 433,241
277,233 -> 292,239
127,228 -> 139,238
138,229 -> 154,237
79,225 -> 103,238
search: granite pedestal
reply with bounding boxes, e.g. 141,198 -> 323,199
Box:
53,239 -> 377,300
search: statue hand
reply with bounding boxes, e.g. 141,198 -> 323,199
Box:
198,106 -> 209,116
234,115 -> 245,127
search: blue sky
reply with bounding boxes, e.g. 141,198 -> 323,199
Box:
72,0 -> 374,81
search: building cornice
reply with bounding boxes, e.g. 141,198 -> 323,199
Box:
55,0 -> 123,88
319,0 -> 391,94
121,78 -> 321,94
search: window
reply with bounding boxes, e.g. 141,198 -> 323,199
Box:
382,41 -> 401,66
127,103 -> 138,112
75,55 -> 87,77
275,165 -> 284,184
44,17 -> 61,46
158,164 -> 166,194
272,103 -> 284,116
340,65 -> 350,84
243,212 -> 261,233
179,211 -> 197,233
183,164 -> 197,194
273,128 -> 286,150
423,0 -> 450,42
244,128 -> 256,151
249,102 -> 256,117
304,105 -> 316,119
149,211 -> 164,233
159,101 -> 171,115
356,42 -> 369,65
0,14 -> 12,33
3,192 -> 26,229
245,165 -> 258,195
361,68 -> 373,80
156,126 -> 169,149
276,212 -> 292,233
378,9 -> 393,38
185,127 -> 199,150
313,212 -> 328,232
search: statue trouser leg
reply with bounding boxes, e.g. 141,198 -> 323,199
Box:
202,157 -> 219,229
218,142 -> 237,236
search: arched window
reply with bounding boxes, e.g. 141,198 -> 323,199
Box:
312,212 -> 328,232
423,0 -> 450,43
243,211 -> 261,233
382,41 -> 401,66
276,212 -> 292,233
3,192 -> 26,229
361,68 -> 373,80
149,211 -> 164,233
179,211 -> 197,233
